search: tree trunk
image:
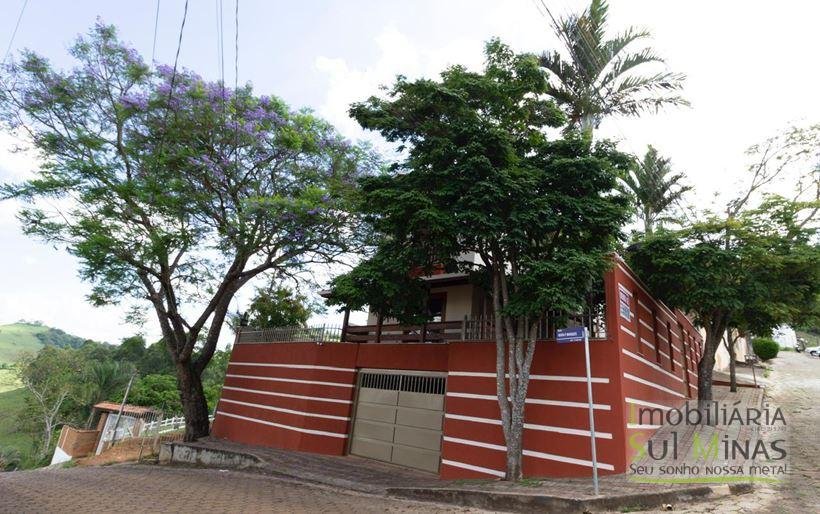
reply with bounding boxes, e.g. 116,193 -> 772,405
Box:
697,328 -> 722,407
727,336 -> 737,393
177,360 -> 211,441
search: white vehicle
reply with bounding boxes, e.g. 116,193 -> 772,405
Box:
806,345 -> 820,357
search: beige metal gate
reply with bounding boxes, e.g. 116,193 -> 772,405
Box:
349,369 -> 446,473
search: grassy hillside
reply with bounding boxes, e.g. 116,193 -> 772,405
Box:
0,386 -> 35,462
0,324 -> 47,365
0,322 -> 89,365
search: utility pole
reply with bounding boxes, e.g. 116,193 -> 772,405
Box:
110,371 -> 137,447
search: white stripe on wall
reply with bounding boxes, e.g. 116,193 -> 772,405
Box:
627,423 -> 661,430
622,349 -> 684,384
229,362 -> 355,372
657,332 -> 669,343
448,371 -> 609,384
639,337 -> 656,351
444,413 -> 612,439
441,459 -> 505,478
446,391 -> 611,411
625,396 -> 674,411
219,398 -> 350,421
222,385 -> 353,405
225,373 -> 353,389
623,372 -> 686,399
637,298 -> 652,313
443,436 -> 615,471
444,435 -> 506,452
639,319 -> 654,331
620,325 -> 636,338
216,411 -> 348,438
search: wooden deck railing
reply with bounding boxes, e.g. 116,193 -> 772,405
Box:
236,309 -> 606,344
344,320 -> 464,344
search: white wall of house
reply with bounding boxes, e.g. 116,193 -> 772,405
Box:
366,283 -> 480,325
772,325 -> 798,348
431,284 -> 474,322
713,332 -> 751,371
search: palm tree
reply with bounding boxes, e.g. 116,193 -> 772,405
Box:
622,145 -> 691,234
81,360 -> 133,427
539,0 -> 687,133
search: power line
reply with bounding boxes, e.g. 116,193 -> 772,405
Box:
168,0 -> 189,92
151,0 -> 161,63
234,0 -> 239,92
3,0 -> 29,64
216,0 -> 225,84
233,0 -> 240,170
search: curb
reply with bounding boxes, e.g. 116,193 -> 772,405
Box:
388,483 -> 752,513
159,442 -> 264,471
163,442 -> 755,513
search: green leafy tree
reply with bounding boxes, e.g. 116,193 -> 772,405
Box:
0,24 -> 372,439
539,0 -> 687,133
115,374 -> 182,415
16,347 -> 87,460
622,145 -> 691,234
244,285 -> 315,328
114,335 -> 147,365
201,345 -> 232,411
330,40 -> 631,480
137,340 -> 176,375
80,359 -> 134,427
628,198 -> 820,404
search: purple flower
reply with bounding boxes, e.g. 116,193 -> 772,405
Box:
155,64 -> 174,77
120,92 -> 148,110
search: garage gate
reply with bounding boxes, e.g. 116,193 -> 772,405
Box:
349,369 -> 446,473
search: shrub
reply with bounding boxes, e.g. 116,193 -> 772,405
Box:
753,338 -> 780,361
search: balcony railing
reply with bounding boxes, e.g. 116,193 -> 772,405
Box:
236,308 -> 606,344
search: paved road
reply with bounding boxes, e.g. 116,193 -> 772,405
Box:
0,465 -> 478,513
650,351 -> 820,513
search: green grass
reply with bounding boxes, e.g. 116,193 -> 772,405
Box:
0,386 -> 36,459
0,323 -> 50,365
0,368 -> 21,393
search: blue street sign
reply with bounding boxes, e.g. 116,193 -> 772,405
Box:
556,327 -> 586,343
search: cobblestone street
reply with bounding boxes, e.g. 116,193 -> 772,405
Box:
643,351 -> 820,513
0,465 -> 481,513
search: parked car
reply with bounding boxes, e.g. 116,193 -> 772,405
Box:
805,345 -> 820,357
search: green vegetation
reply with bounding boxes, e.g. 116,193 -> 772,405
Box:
242,284 -> 317,329
330,40 -> 630,480
0,322 -> 95,365
1,22 -> 371,440
538,0 -> 686,133
753,338 -> 780,361
0,387 -> 35,469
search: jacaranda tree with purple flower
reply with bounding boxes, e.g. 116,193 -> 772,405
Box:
0,22 -> 375,439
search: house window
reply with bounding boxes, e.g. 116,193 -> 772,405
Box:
427,293 -> 447,323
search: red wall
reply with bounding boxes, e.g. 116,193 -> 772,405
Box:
440,337 -> 624,479
610,258 -> 702,465
212,258 -> 703,479
211,342 -> 359,455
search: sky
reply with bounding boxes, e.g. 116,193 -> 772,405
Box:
1,0 -> 819,346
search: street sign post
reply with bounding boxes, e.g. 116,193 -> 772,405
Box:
556,326 -> 600,496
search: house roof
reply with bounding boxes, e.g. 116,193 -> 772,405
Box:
93,401 -> 156,416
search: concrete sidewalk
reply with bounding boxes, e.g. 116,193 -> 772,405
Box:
161,385 -> 761,512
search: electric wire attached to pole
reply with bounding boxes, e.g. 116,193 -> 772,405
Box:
3,0 -> 29,65
151,0 -> 162,63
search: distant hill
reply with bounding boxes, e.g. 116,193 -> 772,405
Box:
0,322 -> 89,365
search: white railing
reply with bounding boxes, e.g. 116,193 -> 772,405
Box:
142,414 -> 215,435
